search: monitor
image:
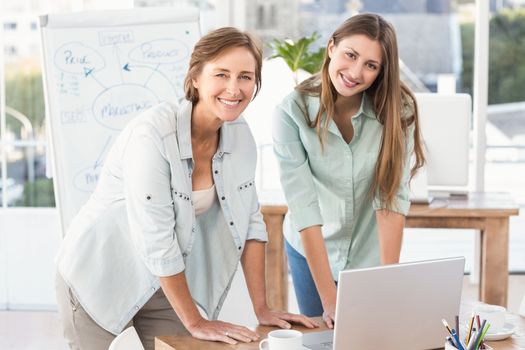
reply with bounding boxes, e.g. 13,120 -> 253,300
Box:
414,93 -> 472,189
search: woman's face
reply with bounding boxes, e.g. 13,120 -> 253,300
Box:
192,46 -> 257,122
327,34 -> 382,99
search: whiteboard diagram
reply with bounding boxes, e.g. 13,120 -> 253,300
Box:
40,8 -> 200,234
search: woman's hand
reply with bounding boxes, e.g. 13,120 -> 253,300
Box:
255,305 -> 319,329
187,318 -> 260,345
322,303 -> 336,329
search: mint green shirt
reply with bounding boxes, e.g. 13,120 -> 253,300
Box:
273,91 -> 413,280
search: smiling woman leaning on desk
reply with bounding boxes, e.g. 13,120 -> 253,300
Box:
54,27 -> 316,350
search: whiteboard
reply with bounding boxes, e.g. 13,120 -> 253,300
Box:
39,8 -> 200,235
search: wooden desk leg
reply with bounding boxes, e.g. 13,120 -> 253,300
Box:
479,217 -> 509,307
263,213 -> 288,311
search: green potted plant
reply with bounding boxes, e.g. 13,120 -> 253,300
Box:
268,32 -> 325,85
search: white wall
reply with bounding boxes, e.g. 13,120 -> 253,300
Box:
0,208 -> 61,310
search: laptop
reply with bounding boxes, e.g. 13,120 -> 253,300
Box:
303,257 -> 465,350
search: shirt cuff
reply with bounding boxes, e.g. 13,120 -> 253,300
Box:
290,204 -> 323,232
145,255 -> 185,277
246,228 -> 268,242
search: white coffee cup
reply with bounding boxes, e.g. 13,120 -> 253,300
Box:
259,329 -> 303,350
473,304 -> 506,334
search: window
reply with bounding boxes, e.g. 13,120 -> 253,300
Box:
243,0 -> 525,272
483,6 -> 525,271
2,13 -> 55,207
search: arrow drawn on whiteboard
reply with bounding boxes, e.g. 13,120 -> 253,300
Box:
93,136 -> 112,170
144,63 -> 160,87
83,67 -> 95,77
122,63 -> 175,90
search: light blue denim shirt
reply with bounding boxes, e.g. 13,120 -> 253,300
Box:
273,91 -> 414,280
56,100 -> 267,334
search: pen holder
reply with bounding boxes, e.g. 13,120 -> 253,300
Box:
444,342 -> 493,350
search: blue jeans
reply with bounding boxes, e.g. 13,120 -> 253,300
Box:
285,240 -> 325,317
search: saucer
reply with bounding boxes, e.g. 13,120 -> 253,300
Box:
484,322 -> 516,341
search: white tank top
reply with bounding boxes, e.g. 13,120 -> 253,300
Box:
192,185 -> 216,216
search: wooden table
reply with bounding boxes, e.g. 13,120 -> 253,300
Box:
155,301 -> 525,349
259,192 -> 519,310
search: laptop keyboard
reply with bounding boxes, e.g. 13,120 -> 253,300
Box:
303,330 -> 335,350
305,341 -> 333,350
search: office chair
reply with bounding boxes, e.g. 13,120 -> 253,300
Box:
108,326 -> 145,350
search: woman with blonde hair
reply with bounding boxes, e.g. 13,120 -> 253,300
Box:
55,27 -> 316,350
273,13 -> 425,327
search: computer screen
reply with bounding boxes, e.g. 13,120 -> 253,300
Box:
414,93 -> 472,188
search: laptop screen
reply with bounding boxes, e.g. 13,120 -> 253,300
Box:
303,257 -> 465,350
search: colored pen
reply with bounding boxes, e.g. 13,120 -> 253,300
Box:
447,336 -> 457,347
442,318 -> 454,335
466,316 -> 475,344
452,329 -> 466,350
466,329 -> 478,350
475,315 -> 484,349
456,315 -> 460,340
471,320 -> 488,350
476,322 -> 491,350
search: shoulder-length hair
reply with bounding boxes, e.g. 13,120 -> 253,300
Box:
296,13 -> 425,210
184,27 -> 263,104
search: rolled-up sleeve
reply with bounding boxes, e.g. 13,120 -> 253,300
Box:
273,105 -> 323,232
373,124 -> 414,216
122,123 -> 185,277
246,188 -> 268,242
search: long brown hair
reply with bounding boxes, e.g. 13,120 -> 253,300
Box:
184,27 -> 263,104
296,13 -> 425,210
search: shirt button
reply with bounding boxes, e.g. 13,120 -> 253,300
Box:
183,252 -> 187,257
151,287 -> 155,291
221,196 -> 225,200
135,306 -> 139,310
229,221 -> 234,226
238,246 -> 241,250
214,170 -> 219,174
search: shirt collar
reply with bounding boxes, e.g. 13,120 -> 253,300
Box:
218,121 -> 234,154
176,100 -> 193,160
176,100 -> 234,160
324,93 -> 376,136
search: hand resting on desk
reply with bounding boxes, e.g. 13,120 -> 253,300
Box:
255,305 -> 319,330
186,305 -> 318,345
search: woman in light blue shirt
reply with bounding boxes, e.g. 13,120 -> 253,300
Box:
273,14 -> 425,327
55,27 -> 315,350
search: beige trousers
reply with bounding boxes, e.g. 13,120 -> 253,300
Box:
56,273 -> 188,350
